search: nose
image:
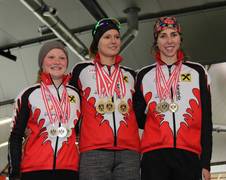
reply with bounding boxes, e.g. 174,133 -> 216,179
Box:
53,58 -> 61,64
111,37 -> 117,43
167,36 -> 173,43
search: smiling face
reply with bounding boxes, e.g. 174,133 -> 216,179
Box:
98,29 -> 121,59
42,48 -> 68,80
157,28 -> 181,63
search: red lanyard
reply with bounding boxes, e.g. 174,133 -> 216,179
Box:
41,82 -> 70,124
95,62 -> 126,98
156,61 -> 182,101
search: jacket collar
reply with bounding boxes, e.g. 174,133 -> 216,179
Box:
40,72 -> 70,86
94,53 -> 123,66
155,50 -> 184,65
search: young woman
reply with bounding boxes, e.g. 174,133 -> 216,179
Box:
8,40 -> 80,180
134,17 -> 212,180
70,18 -> 140,180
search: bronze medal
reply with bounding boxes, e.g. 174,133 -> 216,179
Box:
118,100 -> 129,115
96,100 -> 106,114
105,99 -> 115,113
58,126 -> 67,138
169,102 -> 179,112
156,101 -> 169,113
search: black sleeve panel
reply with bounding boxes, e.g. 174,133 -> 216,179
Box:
184,62 -> 212,171
8,86 -> 39,178
69,62 -> 93,90
133,66 -> 155,129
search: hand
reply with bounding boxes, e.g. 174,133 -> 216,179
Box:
202,168 -> 211,180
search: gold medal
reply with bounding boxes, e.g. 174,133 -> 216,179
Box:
156,102 -> 162,112
118,100 -> 129,115
47,125 -> 58,138
96,99 -> 106,114
105,99 -> 115,113
169,102 -> 179,112
156,101 -> 169,113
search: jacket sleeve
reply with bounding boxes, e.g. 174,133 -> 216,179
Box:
8,92 -> 31,178
133,70 -> 147,129
69,63 -> 87,90
200,70 -> 213,171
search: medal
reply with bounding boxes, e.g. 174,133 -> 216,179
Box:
58,126 -> 67,138
95,61 -> 124,114
156,102 -> 162,113
41,81 -> 71,138
156,101 -> 169,113
47,125 -> 58,138
169,102 -> 179,112
155,59 -> 182,113
66,127 -> 72,138
96,99 -> 106,114
118,100 -> 129,115
105,99 -> 115,113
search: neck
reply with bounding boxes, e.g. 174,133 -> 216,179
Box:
161,54 -> 177,65
99,54 -> 115,66
51,77 -> 63,88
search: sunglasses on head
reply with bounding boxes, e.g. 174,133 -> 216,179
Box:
92,18 -> 121,36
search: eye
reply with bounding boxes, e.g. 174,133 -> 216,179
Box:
159,33 -> 166,38
171,32 -> 179,37
47,55 -> 55,59
103,34 -> 111,39
59,56 -> 66,60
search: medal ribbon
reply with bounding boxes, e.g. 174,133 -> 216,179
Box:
156,61 -> 182,101
41,82 -> 70,124
95,62 -> 123,98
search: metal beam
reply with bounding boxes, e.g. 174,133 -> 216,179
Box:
80,0 -> 108,20
0,99 -> 14,106
1,1 -> 226,57
20,0 -> 89,60
138,1 -> 226,21
0,50 -> 17,61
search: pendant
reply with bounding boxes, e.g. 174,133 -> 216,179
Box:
105,99 -> 115,113
156,101 -> 169,113
47,125 -> 58,138
169,102 -> 179,113
118,100 -> 129,115
96,99 -> 106,114
58,126 -> 67,138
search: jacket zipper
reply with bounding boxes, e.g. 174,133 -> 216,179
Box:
167,65 -> 177,148
52,83 -> 62,169
107,66 -> 117,146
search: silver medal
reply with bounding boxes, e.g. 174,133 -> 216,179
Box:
58,126 -> 67,138
169,102 -> 179,112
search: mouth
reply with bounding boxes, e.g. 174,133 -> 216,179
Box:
109,46 -> 119,50
165,46 -> 175,50
50,66 -> 63,70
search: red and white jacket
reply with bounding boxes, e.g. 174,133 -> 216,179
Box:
8,73 -> 80,177
134,51 -> 212,170
69,54 -> 140,153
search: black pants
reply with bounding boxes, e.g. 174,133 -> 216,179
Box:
21,170 -> 78,180
141,148 -> 202,180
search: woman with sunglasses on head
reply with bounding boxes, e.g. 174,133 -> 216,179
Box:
134,17 -> 212,180
8,40 -> 80,180
70,18 -> 140,180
